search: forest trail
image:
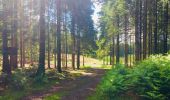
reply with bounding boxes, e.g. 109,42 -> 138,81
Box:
23,68 -> 107,100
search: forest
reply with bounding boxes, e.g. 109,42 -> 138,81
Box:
0,0 -> 170,100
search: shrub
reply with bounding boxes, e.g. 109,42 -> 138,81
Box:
93,55 -> 170,100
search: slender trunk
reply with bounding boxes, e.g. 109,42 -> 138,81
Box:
116,34 -> 120,64
77,29 -> 80,69
163,2 -> 168,54
54,31 -> 57,68
30,0 -> 33,66
64,4 -> 68,69
135,0 -> 140,61
83,52 -> 85,66
57,0 -> 62,73
23,32 -> 25,67
143,0 -> 147,59
148,0 -> 152,56
109,44 -> 112,65
130,36 -> 132,67
47,1 -> 50,69
139,0 -> 142,60
112,37 -> 115,65
154,0 -> 158,54
124,14 -> 128,66
71,16 -> 76,70
12,0 -> 18,69
20,32 -> 23,67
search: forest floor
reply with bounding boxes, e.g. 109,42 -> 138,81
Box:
23,67 -> 108,100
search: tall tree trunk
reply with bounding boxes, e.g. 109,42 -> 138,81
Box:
116,16 -> 120,64
36,0 -> 46,77
71,16 -> 76,70
64,3 -> 68,69
54,30 -> 57,68
116,35 -> 120,64
109,44 -> 112,65
163,2 -> 168,54
154,0 -> 158,54
47,1 -> 51,69
130,35 -> 132,67
57,0 -> 62,73
143,0 -> 147,59
135,0 -> 140,61
2,1 -> 11,75
30,0 -> 33,66
12,0 -> 18,69
112,37 -> 115,65
124,14 -> 128,66
77,29 -> 80,69
83,52 -> 85,66
139,0 -> 142,60
148,0 -> 153,56
23,32 -> 25,67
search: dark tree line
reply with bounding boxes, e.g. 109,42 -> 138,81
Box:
0,0 -> 96,77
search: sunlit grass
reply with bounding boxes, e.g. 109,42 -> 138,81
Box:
44,92 -> 65,100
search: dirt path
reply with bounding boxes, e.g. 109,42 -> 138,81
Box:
23,68 -> 107,100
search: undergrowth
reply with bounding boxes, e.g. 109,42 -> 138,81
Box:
90,55 -> 170,100
0,67 -> 69,100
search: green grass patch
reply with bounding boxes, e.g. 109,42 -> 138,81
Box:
44,92 -> 65,100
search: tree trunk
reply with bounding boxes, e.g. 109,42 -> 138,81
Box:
11,0 -> 18,69
112,37 -> 115,65
124,14 -> 128,66
47,1 -> 51,69
71,16 -> 76,70
163,2 -> 168,54
116,16 -> 120,64
36,0 -> 46,77
143,0 -> 147,59
148,0 -> 153,56
154,0 -> 158,54
116,34 -> 120,64
139,0 -> 142,60
2,22 -> 11,75
135,0 -> 140,61
57,0 -> 62,73
77,29 -> 80,69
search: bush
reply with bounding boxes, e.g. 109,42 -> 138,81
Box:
93,55 -> 170,100
9,69 -> 30,90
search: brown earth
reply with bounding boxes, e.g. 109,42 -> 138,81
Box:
23,68 -> 107,100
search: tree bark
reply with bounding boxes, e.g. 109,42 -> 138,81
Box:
36,0 -> 46,77
143,0 -> 147,59
154,0 -> 158,54
124,14 -> 128,66
135,0 -> 140,61
163,2 -> 168,54
77,29 -> 80,69
112,37 -> 115,65
57,0 -> 62,73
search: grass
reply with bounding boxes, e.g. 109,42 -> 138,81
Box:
0,68 -> 71,100
44,92 -> 65,100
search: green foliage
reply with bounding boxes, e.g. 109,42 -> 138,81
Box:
0,68 -> 68,100
44,92 -> 65,100
9,69 -> 30,90
91,55 -> 170,100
